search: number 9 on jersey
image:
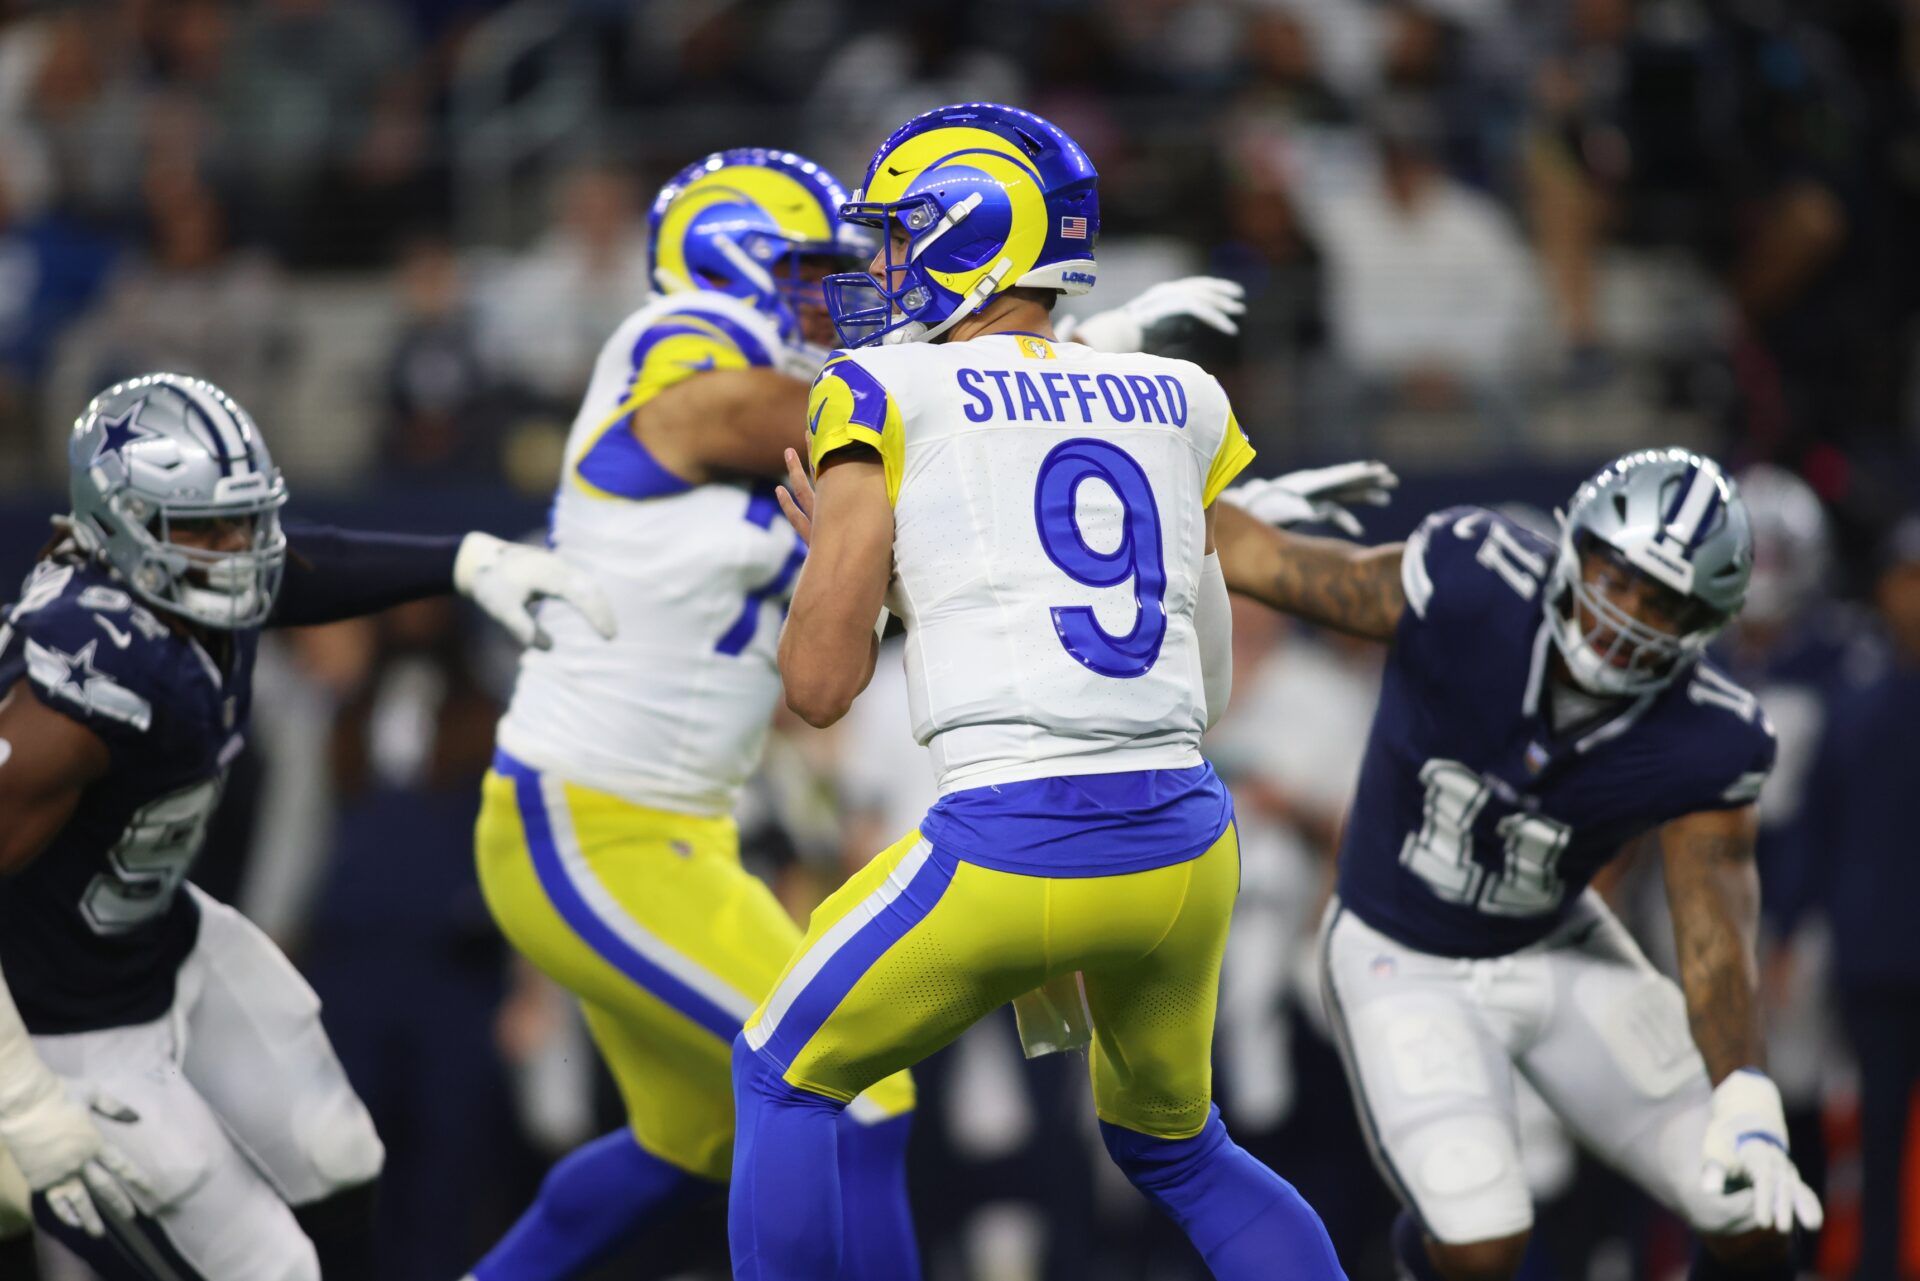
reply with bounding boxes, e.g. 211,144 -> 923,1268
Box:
1033,438 -> 1168,679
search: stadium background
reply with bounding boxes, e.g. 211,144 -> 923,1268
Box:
2,0 -> 1917,1277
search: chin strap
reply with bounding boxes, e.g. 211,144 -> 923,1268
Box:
892,258 -> 1014,346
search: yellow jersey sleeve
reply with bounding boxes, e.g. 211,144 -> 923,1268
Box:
1202,408 -> 1256,508
622,309 -> 771,412
807,353 -> 906,505
571,309 -> 774,501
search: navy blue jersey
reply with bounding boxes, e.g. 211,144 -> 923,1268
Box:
1337,507 -> 1776,958
0,557 -> 255,1033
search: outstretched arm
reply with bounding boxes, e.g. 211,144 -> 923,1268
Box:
1213,501 -> 1406,641
1660,803 -> 1823,1233
1659,805 -> 1764,1082
777,450 -> 892,728
271,526 -> 614,649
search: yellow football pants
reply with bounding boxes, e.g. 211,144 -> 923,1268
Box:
743,822 -> 1240,1141
475,753 -> 915,1181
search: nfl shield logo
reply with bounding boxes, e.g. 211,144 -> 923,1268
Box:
1060,216 -> 1088,239
1370,955 -> 1397,980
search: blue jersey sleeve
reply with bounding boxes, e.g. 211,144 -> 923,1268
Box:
269,524 -> 462,628
2,563 -> 171,746
1674,663 -> 1778,814
1395,506 -> 1554,675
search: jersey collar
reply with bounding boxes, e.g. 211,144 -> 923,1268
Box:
1521,619 -> 1658,758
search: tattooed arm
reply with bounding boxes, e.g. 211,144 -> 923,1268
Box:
1658,805 -> 1765,1082
1213,500 -> 1406,641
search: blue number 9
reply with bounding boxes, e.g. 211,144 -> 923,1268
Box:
1033,438 -> 1167,678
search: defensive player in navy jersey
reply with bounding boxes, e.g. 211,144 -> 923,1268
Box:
0,373 -> 612,1280
1216,448 -> 1822,1281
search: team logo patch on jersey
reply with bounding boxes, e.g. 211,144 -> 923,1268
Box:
24,638 -> 152,731
1015,335 -> 1054,361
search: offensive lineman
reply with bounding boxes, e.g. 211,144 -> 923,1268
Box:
467,147 -> 1245,1281
0,373 -> 612,1279
1216,453 -> 1823,1281
727,102 -> 1343,1281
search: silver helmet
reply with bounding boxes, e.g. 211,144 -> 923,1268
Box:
1735,464 -> 1830,629
1548,448 -> 1752,697
67,374 -> 288,629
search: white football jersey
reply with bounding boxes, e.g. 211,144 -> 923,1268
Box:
805,333 -> 1254,794
497,292 -> 804,815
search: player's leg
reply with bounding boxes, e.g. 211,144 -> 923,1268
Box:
836,1074 -> 919,1281
470,764 -> 735,1278
1317,901 -> 1533,1281
732,832 -> 1045,1281
32,1012 -> 320,1280
1076,825 -> 1342,1280
474,758 -> 917,1281
171,889 -> 384,1279
1513,897 -> 1793,1280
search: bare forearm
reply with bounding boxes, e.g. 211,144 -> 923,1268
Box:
1677,910 -> 1764,1082
776,457 -> 893,727
1214,502 -> 1405,640
638,369 -> 811,483
1662,814 -> 1766,1083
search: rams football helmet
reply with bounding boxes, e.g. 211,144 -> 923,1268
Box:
648,148 -> 870,367
824,102 -> 1100,348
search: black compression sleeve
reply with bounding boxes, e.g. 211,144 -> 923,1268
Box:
269,524 -> 463,627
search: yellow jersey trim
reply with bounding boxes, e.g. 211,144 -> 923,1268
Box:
1202,410 -> 1256,508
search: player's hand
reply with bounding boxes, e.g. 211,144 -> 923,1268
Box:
1700,1069 -> 1823,1234
1066,277 -> 1246,353
0,1088 -> 152,1237
1220,461 -> 1399,537
775,448 -> 816,547
454,533 -> 617,650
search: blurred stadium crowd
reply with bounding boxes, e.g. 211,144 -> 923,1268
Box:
3,0 -> 1919,1278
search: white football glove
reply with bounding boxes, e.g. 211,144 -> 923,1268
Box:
1063,277 -> 1246,353
454,533 -> 617,650
1700,1069 -> 1823,1234
1219,461 -> 1400,537
0,1086 -> 151,1238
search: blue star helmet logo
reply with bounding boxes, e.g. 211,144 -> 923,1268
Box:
90,405 -> 158,467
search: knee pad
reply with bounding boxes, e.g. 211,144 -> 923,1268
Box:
293,1085 -> 385,1192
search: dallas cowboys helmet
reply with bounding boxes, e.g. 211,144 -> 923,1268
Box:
1735,464 -> 1831,629
1548,448 -> 1753,696
824,102 -> 1100,348
67,373 -> 288,629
